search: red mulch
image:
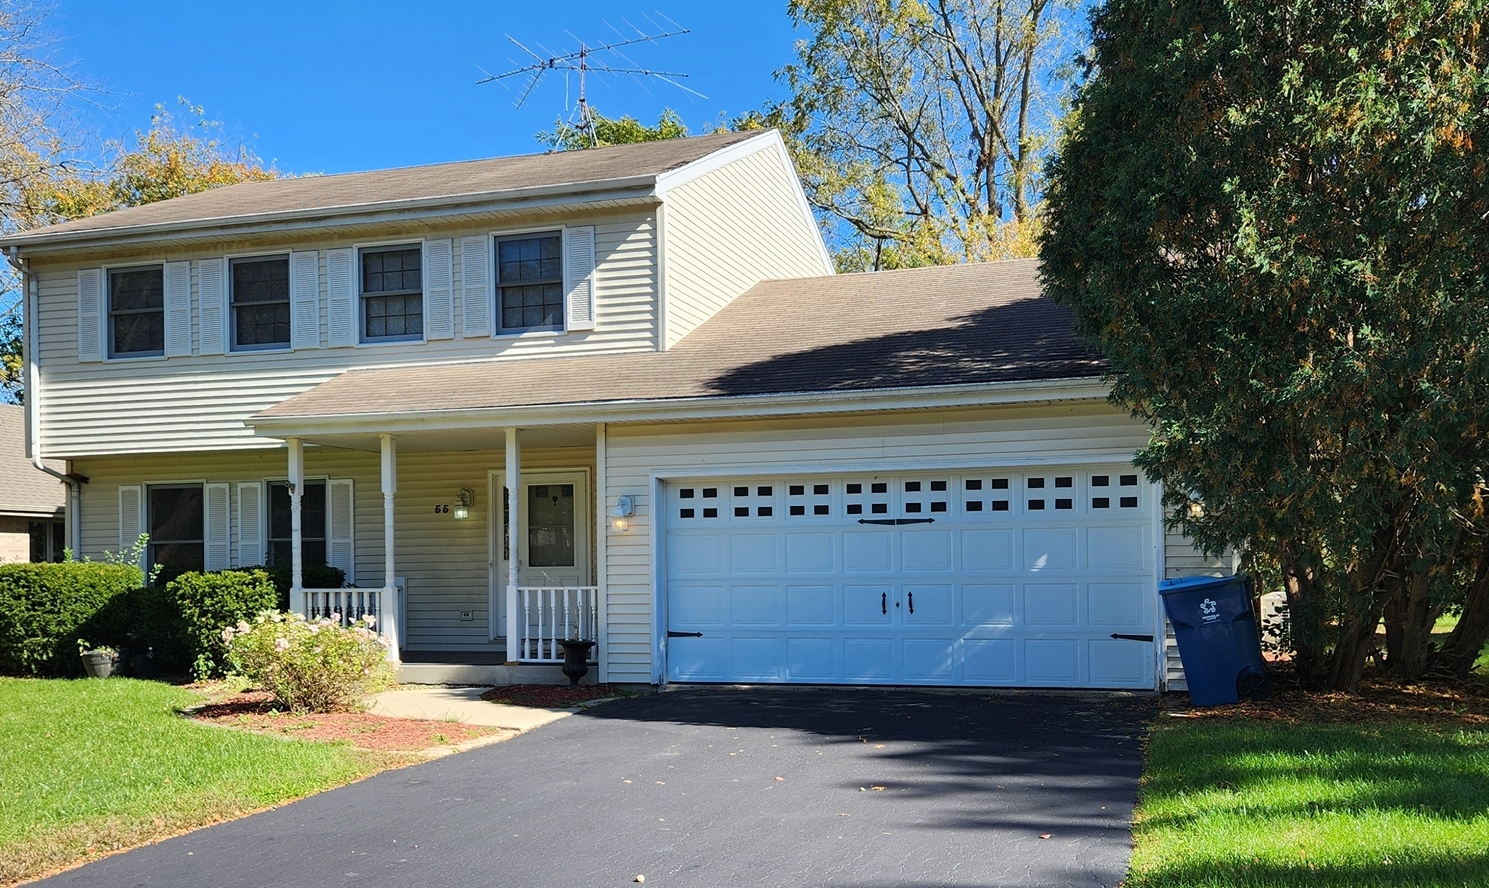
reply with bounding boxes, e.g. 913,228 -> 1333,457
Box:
1166,666 -> 1489,728
192,691 -> 505,751
480,683 -> 626,708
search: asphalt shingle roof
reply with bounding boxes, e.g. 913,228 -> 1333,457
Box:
0,405 -> 65,516
5,131 -> 761,245
254,259 -> 1105,421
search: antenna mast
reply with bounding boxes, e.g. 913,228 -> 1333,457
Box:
478,17 -> 705,148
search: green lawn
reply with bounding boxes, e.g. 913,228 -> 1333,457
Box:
1127,713 -> 1489,887
0,678 -> 400,885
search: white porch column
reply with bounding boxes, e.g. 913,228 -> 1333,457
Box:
504,427 -> 521,664
380,433 -> 400,661
287,437 -> 306,616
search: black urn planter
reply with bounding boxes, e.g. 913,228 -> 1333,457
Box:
557,639 -> 596,686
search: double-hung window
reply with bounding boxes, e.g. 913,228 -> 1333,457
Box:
231,256 -> 291,350
496,233 -> 564,332
360,245 -> 423,341
109,266 -> 165,357
267,481 -> 327,568
148,485 -> 204,584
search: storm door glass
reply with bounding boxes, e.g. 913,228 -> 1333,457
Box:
527,484 -> 575,568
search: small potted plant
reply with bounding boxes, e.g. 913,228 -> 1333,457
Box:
78,640 -> 119,678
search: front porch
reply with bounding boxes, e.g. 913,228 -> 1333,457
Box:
273,424 -> 609,684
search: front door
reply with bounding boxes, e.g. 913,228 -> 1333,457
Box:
488,470 -> 591,638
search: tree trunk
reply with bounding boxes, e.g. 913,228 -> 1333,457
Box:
1382,563 -> 1443,681
1283,558 -> 1329,688
1436,533 -> 1489,679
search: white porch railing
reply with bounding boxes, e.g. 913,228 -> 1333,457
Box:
516,586 -> 598,663
304,587 -> 381,625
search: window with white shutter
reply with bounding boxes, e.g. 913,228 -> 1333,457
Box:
118,484 -> 144,557
328,479 -> 355,584
496,231 -> 563,333
460,235 -> 491,337
163,261 -> 192,357
268,480 -> 326,568
204,483 -> 231,571
198,258 -> 227,355
146,484 -> 204,584
563,225 -> 596,331
230,256 -> 291,351
326,248 -> 356,347
77,269 -> 105,362
107,265 -> 166,357
237,482 -> 264,567
289,250 -> 320,350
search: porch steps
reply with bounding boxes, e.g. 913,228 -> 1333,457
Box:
397,661 -> 594,686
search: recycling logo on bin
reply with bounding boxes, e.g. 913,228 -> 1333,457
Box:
1200,597 -> 1220,623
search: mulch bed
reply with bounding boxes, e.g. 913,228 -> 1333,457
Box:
1166,666 -> 1489,728
480,683 -> 626,708
192,691 -> 505,751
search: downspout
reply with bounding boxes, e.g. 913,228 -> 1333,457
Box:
7,247 -> 84,555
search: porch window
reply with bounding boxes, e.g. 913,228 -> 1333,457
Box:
528,483 -> 575,567
148,485 -> 204,583
108,266 -> 165,357
231,256 -> 291,350
497,233 -> 563,332
360,245 -> 423,341
268,481 -> 327,568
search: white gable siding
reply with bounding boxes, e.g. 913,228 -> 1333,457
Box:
74,445 -> 594,653
599,403 -> 1156,684
661,145 -> 832,349
33,210 -> 659,457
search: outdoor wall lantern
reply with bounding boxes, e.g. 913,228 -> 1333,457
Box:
611,495 -> 635,531
454,488 -> 474,520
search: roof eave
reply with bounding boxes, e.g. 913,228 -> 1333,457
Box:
245,376 -> 1113,439
0,176 -> 662,254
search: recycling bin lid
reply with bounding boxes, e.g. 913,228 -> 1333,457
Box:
1159,574 -> 1241,596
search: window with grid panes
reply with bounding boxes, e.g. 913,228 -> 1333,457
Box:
267,481 -> 326,568
360,246 -> 423,340
108,266 -> 165,356
231,256 -> 291,349
148,485 -> 204,584
497,233 -> 563,332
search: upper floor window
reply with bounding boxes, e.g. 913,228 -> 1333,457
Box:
109,266 -> 164,357
497,233 -> 563,332
361,245 -> 422,341
232,256 -> 291,351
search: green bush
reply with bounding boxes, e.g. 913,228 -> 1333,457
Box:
0,563 -> 143,676
224,611 -> 395,712
170,569 -> 278,679
260,563 -> 347,611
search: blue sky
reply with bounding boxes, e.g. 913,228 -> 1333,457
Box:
52,1 -> 800,174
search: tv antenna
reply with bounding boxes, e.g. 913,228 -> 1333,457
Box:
477,15 -> 705,148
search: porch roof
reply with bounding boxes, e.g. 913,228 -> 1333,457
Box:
250,259 -> 1106,433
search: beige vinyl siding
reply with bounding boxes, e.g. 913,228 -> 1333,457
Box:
661,145 -> 831,348
74,446 -> 594,653
1160,524 -> 1236,692
33,210 -> 658,458
600,402 -> 1155,684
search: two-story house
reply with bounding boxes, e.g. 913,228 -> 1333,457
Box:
2,129 -> 1220,689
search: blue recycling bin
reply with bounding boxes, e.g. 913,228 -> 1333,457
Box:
1159,574 -> 1271,706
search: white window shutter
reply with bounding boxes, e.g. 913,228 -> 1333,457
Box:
204,483 -> 231,571
290,250 -> 321,350
328,479 -> 355,584
163,261 -> 192,357
119,485 -> 144,550
563,225 -> 597,331
327,248 -> 356,347
237,482 -> 264,567
77,268 -> 105,362
423,238 -> 454,340
198,258 -> 227,355
460,235 -> 491,338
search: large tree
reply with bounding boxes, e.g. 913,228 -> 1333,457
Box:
1041,0 -> 1489,690
751,0 -> 1080,270
535,107 -> 687,151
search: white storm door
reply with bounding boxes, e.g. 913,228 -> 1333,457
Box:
488,470 -> 591,638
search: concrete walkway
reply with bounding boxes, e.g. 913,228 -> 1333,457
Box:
369,685 -> 573,731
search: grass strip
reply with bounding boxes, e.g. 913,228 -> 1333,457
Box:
0,677 -> 404,885
1126,713 -> 1489,887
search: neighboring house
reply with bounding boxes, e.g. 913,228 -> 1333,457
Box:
0,404 -> 68,562
0,130 -> 1223,689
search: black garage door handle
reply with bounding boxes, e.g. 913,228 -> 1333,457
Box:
1110,633 -> 1155,642
857,518 -> 936,526
668,631 -> 703,639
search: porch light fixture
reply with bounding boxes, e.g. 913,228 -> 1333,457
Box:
611,495 -> 635,532
454,488 -> 474,520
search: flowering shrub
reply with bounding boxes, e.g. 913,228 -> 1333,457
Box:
223,611 -> 396,713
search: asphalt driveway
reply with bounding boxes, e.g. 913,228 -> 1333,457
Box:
38,688 -> 1154,888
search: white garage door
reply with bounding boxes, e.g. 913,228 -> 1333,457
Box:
663,467 -> 1158,689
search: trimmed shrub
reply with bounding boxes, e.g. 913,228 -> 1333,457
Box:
224,611 -> 395,712
0,563 -> 143,676
170,569 -> 278,678
260,563 -> 347,611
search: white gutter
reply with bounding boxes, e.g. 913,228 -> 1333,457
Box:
7,246 -> 81,554
246,376 -> 1113,439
